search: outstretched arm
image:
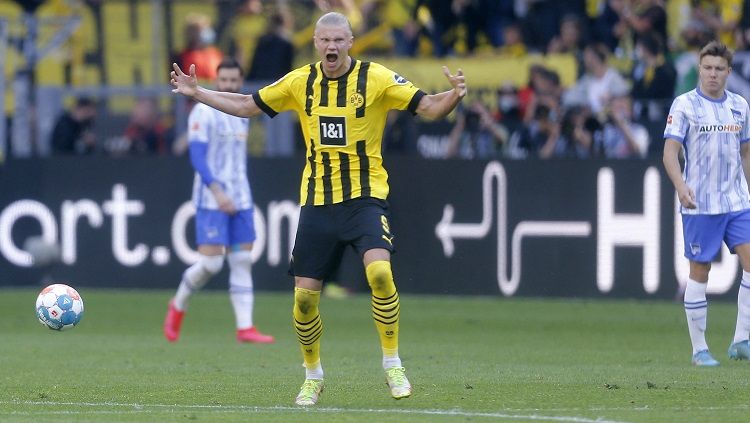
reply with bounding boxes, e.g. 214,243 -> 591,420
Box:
415,66 -> 467,120
171,63 -> 263,118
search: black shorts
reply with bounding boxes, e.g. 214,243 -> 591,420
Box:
289,197 -> 395,280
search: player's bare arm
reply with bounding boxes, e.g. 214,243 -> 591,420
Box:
663,138 -> 697,209
171,63 -> 262,118
415,66 -> 466,120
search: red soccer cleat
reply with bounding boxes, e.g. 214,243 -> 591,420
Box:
236,327 -> 275,344
163,299 -> 185,342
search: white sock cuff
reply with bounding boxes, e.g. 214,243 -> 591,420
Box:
228,250 -> 253,267
743,271 -> 750,284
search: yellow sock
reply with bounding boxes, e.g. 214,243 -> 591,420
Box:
366,260 -> 400,357
293,287 -> 322,370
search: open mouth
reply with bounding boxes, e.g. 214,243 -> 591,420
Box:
326,54 -> 338,64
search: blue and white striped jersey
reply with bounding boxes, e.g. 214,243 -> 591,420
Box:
664,87 -> 750,215
188,103 -> 253,210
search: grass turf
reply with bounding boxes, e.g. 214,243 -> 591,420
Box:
1,288 -> 749,422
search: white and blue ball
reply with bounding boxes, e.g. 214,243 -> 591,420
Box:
35,284 -> 84,330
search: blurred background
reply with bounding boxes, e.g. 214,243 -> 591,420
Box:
1,0 -> 749,299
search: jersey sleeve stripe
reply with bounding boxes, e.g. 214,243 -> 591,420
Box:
339,152 -> 352,201
356,140 -> 371,197
355,62 -> 370,118
664,133 -> 684,142
305,64 -> 318,117
408,90 -> 426,114
252,92 -> 277,117
305,140 -> 317,205
322,152 -> 333,204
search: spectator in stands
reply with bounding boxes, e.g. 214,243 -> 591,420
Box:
111,98 -> 170,156
563,43 -> 629,115
547,13 -> 586,75
446,99 -> 508,159
512,104 -> 560,159
519,65 -> 562,124
247,12 -> 296,158
415,0 -> 459,56
247,13 -> 294,82
548,105 -> 597,159
175,14 -> 224,82
520,0 -> 587,53
226,0 -> 269,73
461,0 -> 510,53
690,0 -> 742,48
495,83 -> 524,138
376,0 -> 421,57
631,30 -> 676,121
617,0 -> 667,43
497,22 -> 527,57
593,0 -> 626,53
548,13 -> 586,55
598,94 -> 650,158
50,97 -> 97,155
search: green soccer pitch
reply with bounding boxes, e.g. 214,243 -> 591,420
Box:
1,288 -> 749,422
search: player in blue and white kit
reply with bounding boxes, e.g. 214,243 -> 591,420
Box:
664,41 -> 750,366
163,58 -> 274,344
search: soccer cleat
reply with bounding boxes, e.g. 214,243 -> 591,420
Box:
728,340 -> 750,360
163,299 -> 185,342
295,378 -> 324,406
236,327 -> 275,344
692,349 -> 719,367
385,366 -> 412,399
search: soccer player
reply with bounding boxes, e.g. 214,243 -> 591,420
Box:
170,12 -> 466,405
663,41 -> 750,367
163,58 -> 274,345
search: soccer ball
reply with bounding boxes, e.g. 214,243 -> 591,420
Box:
35,284 -> 84,330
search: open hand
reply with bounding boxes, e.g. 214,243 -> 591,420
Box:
170,63 -> 198,98
442,66 -> 467,98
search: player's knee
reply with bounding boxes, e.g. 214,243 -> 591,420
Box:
227,250 -> 253,269
201,254 -> 225,275
365,260 -> 393,292
294,288 -> 320,315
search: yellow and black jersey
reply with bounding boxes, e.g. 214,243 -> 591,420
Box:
253,59 -> 425,205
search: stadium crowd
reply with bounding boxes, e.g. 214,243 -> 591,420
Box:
8,0 -> 750,159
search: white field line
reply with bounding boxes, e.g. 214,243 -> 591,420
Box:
0,400 -> 627,423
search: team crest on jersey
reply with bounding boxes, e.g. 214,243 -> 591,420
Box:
690,243 -> 701,256
393,74 -> 408,84
349,92 -> 365,108
731,108 -> 742,123
667,115 -> 672,125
